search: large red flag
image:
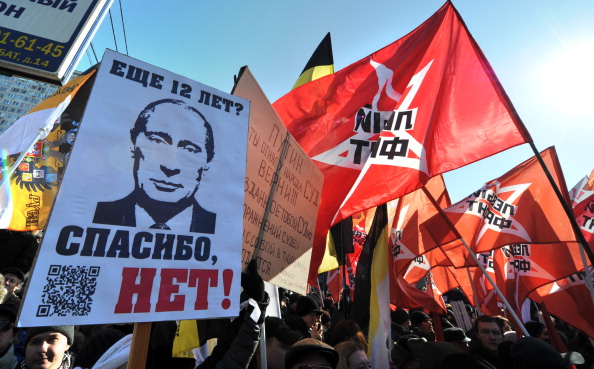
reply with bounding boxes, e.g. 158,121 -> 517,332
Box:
427,147 -> 576,266
273,2 -> 531,283
530,268 -> 594,339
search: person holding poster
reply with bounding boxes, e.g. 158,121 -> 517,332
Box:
92,99 -> 216,233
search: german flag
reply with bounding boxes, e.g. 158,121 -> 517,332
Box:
292,32 -> 334,89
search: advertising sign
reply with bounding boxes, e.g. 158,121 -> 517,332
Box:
0,0 -> 113,84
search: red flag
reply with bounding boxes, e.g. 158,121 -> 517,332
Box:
472,251 -> 502,316
346,210 -> 370,287
568,170 -> 594,206
418,250 -> 499,315
273,2 -> 530,283
570,171 -> 594,246
326,267 -> 342,301
432,264 -> 478,308
531,268 -> 594,339
429,147 -> 576,266
391,273 -> 446,314
389,175 -> 454,279
492,242 -> 584,315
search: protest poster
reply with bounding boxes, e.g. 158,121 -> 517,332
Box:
19,49 -> 250,326
232,67 -> 323,294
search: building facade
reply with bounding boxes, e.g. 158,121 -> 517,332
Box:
0,71 -> 83,135
0,75 -> 57,134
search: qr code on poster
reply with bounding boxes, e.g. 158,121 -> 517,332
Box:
37,265 -> 100,317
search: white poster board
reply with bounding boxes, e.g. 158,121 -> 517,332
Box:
19,50 -> 249,326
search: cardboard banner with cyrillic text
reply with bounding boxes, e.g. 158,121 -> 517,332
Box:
19,50 -> 249,326
232,67 -> 323,294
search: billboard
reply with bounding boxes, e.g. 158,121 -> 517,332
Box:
0,0 -> 113,84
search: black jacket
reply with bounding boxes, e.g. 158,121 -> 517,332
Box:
93,193 -> 216,234
196,295 -> 269,369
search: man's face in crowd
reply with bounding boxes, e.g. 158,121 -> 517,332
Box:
0,316 -> 13,353
134,103 -> 211,204
25,332 -> 70,369
539,327 -> 550,342
3,273 -> 21,294
420,318 -> 434,334
302,312 -> 319,329
476,321 -> 503,353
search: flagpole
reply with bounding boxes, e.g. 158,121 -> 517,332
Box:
426,272 -> 445,342
420,186 -> 530,336
259,322 -> 268,369
528,143 -> 594,265
340,223 -> 349,319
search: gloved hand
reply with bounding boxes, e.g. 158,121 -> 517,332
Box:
241,259 -> 265,302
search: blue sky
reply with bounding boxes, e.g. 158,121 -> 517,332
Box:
78,0 -> 594,203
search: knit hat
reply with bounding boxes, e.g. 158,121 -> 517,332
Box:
296,295 -> 324,317
25,325 -> 75,346
391,307 -> 410,325
410,310 -> 431,327
288,293 -> 301,306
1,267 -> 24,282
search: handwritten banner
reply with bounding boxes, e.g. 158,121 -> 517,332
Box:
233,67 -> 323,294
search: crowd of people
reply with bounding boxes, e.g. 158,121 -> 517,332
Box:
0,231 -> 592,369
